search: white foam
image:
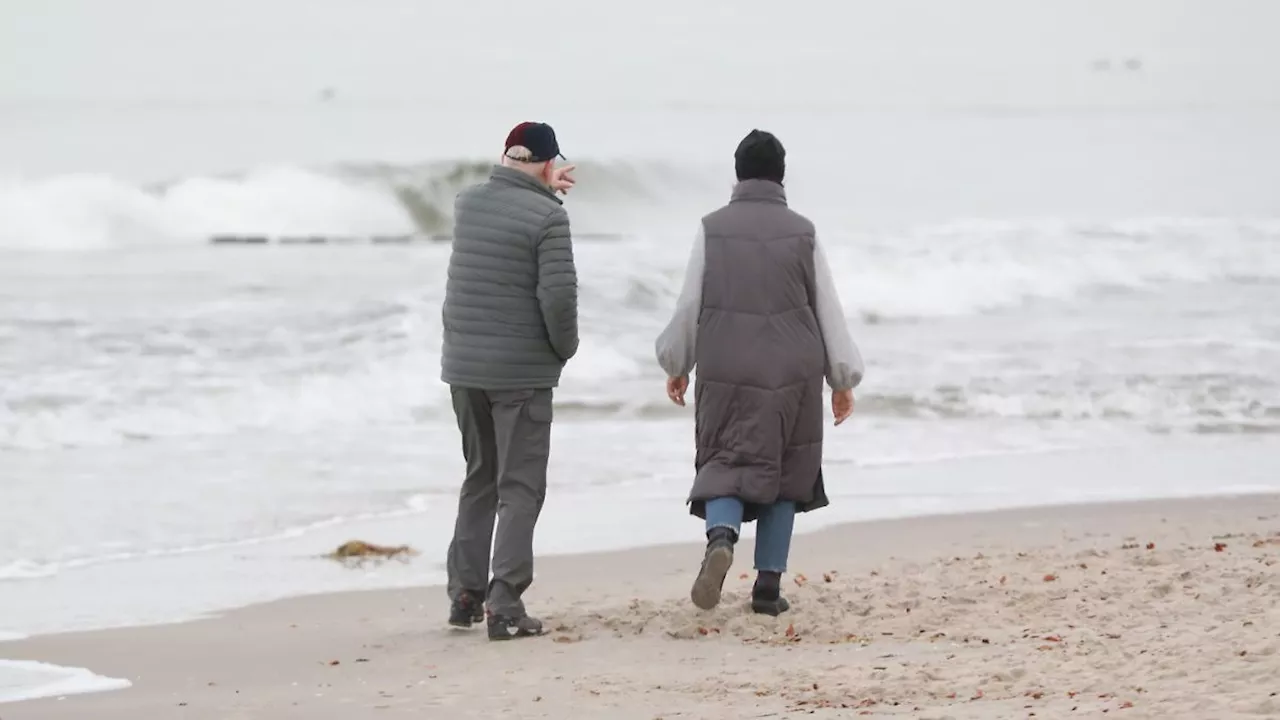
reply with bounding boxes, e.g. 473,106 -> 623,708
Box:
0,173 -> 189,250
3,224 -> 1278,453
161,166 -> 414,238
829,218 -> 1280,318
0,660 -> 130,704
4,162 -> 1278,325
0,167 -> 414,250
0,160 -> 709,252
0,560 -> 58,581
0,492 -> 436,583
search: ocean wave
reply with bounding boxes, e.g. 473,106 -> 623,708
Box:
2,241 -> 1276,449
0,560 -> 58,581
0,660 -> 131,704
1189,421 -> 1280,435
0,493 -> 433,582
0,159 -> 713,250
4,369 -> 1276,451
517,388 -> 1280,428
3,161 -> 1279,450
827,217 -> 1280,318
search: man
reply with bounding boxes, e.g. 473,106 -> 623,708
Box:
655,129 -> 864,616
440,121 -> 578,640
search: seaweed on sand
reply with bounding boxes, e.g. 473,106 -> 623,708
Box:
325,540 -> 419,567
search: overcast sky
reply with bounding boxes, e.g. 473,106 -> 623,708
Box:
2,0 -> 1278,109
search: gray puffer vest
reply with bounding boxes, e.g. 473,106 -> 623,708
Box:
688,179 -> 829,520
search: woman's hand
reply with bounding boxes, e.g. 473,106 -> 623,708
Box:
832,389 -> 854,426
666,376 -> 689,406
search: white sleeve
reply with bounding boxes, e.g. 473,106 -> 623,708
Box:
654,223 -> 705,378
813,236 -> 865,390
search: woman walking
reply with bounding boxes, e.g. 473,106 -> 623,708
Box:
655,129 -> 864,615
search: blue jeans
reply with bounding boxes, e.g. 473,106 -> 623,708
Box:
705,497 -> 796,573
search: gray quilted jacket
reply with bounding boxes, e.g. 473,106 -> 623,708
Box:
440,165 -> 579,389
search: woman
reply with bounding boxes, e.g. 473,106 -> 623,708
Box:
655,129 -> 864,616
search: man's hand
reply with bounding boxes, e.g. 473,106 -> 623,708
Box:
666,376 -> 689,407
832,389 -> 854,426
550,164 -> 576,194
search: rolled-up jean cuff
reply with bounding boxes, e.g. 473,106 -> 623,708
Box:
707,523 -> 738,532
755,565 -> 786,573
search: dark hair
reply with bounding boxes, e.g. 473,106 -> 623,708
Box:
734,129 -> 786,184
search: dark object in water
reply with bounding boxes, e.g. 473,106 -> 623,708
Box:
428,232 -> 626,243
207,234 -> 426,245
207,233 -> 626,245
210,235 -> 269,244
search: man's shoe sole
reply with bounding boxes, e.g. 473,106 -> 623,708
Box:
691,545 -> 734,610
487,618 -> 544,641
487,628 -> 543,641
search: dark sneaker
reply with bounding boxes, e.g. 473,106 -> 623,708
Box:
750,592 -> 791,617
487,613 -> 544,641
690,531 -> 735,611
448,590 -> 485,628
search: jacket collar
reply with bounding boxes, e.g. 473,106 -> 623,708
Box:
489,164 -> 563,205
730,178 -> 787,206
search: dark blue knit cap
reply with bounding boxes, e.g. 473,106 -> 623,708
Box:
734,129 -> 785,183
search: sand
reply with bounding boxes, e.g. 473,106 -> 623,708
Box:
4,494 -> 1280,719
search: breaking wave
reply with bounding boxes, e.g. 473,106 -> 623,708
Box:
0,158 -> 715,249
2,158 -> 1279,450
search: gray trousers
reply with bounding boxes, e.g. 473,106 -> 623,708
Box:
446,386 -> 553,618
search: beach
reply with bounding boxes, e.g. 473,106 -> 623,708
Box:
5,489 -> 1280,719
5,0 -> 1280,714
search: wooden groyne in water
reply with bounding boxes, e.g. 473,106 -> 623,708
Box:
208,233 -> 628,245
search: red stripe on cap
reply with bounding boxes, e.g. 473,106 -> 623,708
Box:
505,122 -> 535,149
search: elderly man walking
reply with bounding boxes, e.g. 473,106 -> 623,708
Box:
656,129 -> 864,616
440,122 -> 578,640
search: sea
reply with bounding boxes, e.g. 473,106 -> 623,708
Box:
3,0 -> 1280,704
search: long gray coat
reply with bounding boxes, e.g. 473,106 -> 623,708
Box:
654,180 -> 868,524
